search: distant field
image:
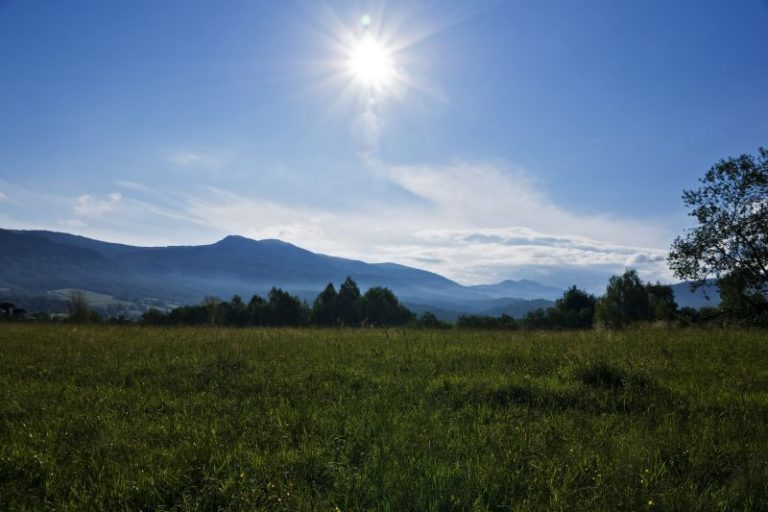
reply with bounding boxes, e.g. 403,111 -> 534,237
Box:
1,326 -> 767,511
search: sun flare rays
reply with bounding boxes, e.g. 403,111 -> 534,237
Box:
346,35 -> 396,91
293,2 -> 484,157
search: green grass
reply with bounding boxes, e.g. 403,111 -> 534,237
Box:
1,325 -> 767,511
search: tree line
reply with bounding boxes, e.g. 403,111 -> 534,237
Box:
0,268 -> 753,329
135,270 -> 703,330
140,277 -> 414,328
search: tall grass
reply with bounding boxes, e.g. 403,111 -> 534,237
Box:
1,325 -> 767,510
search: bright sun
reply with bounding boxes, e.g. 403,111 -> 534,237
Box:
347,36 -> 395,90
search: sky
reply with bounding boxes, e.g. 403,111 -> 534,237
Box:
1,0 -> 767,292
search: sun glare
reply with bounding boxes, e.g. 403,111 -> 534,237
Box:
312,5 -> 471,107
347,35 -> 396,90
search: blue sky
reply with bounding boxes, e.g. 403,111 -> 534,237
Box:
1,0 -> 767,291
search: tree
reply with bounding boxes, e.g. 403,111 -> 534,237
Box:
717,269 -> 768,325
0,302 -> 14,318
169,304 -> 208,325
646,283 -> 677,321
141,308 -> 168,325
312,283 -> 339,326
457,314 -> 517,330
517,286 -> 595,330
201,296 -> 221,325
361,286 -> 413,326
419,311 -> 448,329
553,286 -> 596,329
221,294 -> 248,326
669,147 -> 768,319
67,290 -> 98,323
675,307 -> 702,327
248,294 -> 266,325
266,288 -> 307,326
519,308 -> 551,330
595,269 -> 652,328
336,276 -> 362,326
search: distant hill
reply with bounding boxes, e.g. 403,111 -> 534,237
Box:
0,229 -> 557,318
467,279 -> 564,301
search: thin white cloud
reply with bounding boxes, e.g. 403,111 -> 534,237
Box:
0,190 -> 7,202
168,153 -> 202,166
60,219 -> 86,228
166,150 -> 234,171
74,192 -> 122,217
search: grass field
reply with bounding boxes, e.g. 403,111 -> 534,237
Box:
1,325 -> 767,511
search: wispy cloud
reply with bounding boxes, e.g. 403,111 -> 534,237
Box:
166,150 -> 234,171
0,182 -> 215,247
168,153 -> 203,166
60,218 -> 86,228
73,192 -> 122,217
383,162 -> 668,248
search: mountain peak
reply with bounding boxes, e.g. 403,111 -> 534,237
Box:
214,235 -> 256,246
213,236 -> 305,253
257,238 -> 294,247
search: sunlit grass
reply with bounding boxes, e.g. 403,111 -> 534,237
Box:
1,325 -> 767,510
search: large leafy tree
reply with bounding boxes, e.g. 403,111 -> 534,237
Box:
668,148 -> 768,317
595,269 -> 653,328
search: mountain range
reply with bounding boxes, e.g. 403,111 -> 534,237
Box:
0,229 -> 718,318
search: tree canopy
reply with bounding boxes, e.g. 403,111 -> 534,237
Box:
594,270 -> 676,328
519,286 -> 596,330
669,147 -> 768,321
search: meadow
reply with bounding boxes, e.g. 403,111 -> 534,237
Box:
1,325 -> 767,511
